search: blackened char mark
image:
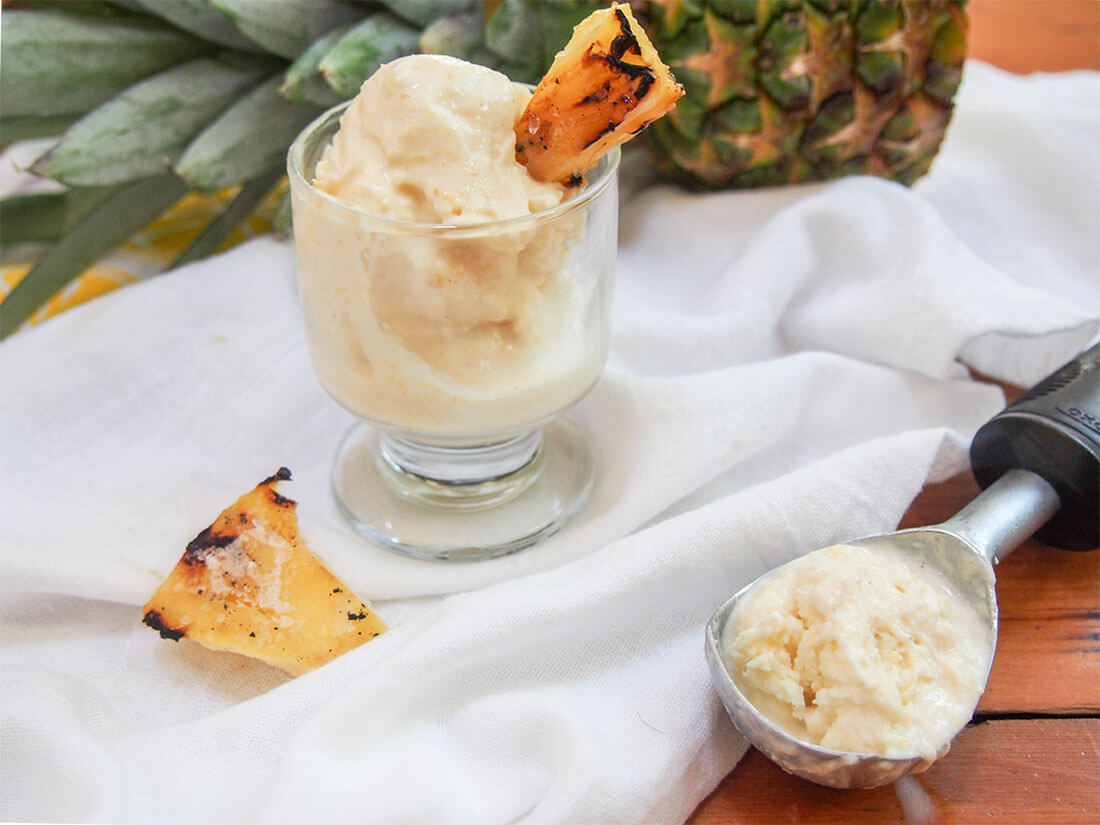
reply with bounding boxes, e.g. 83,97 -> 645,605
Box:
631,69 -> 654,101
605,56 -> 654,101
579,82 -> 611,105
610,7 -> 642,60
268,488 -> 295,508
184,526 -> 237,565
259,466 -> 290,490
578,9 -> 656,150
608,7 -> 654,99
143,609 -> 184,641
264,467 -> 292,484
263,466 -> 296,508
584,120 -> 620,149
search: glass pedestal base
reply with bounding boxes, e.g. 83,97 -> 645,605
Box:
332,418 -> 594,561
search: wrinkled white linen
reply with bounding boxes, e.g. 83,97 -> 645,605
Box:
1,62 -> 1097,824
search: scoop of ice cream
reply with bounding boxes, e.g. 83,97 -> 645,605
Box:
315,54 -> 564,223
292,54 -> 606,434
721,543 -> 992,760
311,55 -> 578,386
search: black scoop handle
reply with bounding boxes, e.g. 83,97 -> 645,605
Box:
970,342 -> 1100,551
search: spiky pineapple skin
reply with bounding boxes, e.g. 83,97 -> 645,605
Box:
640,0 -> 969,189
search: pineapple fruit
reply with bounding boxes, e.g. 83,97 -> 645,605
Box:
516,3 -> 683,184
642,0 -> 969,188
0,0 -> 967,336
143,467 -> 387,676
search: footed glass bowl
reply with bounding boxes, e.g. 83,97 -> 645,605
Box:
287,102 -> 619,561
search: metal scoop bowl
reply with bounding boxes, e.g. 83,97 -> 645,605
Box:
705,468 -> 1058,788
706,344 -> 1099,789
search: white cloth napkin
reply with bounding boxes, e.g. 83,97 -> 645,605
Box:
2,62 -> 1098,824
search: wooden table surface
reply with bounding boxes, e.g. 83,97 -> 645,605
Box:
687,2 -> 1100,823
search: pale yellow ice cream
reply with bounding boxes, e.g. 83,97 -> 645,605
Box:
721,543 -> 992,761
291,54 -> 609,436
313,54 -> 564,223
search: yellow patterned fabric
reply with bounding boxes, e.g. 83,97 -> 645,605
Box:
1,185 -> 283,329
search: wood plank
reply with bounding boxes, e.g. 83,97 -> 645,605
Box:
898,472 -> 1100,716
687,719 -> 1100,825
967,0 -> 1100,74
982,540 -> 1100,715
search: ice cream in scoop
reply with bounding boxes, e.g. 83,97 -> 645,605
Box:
721,543 -> 993,762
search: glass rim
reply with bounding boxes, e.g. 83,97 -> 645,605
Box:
286,99 -> 621,236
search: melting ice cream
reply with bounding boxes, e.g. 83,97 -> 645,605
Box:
721,543 -> 993,761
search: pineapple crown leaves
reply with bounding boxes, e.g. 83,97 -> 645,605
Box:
0,0 -> 602,339
0,7 -> 214,131
29,55 -> 281,187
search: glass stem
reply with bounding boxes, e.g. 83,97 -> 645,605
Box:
378,429 -> 543,486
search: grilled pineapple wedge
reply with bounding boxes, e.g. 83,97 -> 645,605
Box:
143,468 -> 386,676
515,2 -> 683,184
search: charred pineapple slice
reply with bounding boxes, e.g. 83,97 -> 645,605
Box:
515,2 -> 683,184
142,468 -> 386,676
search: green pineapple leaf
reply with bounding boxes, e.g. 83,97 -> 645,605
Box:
1,114 -> 80,144
318,13 -> 420,98
209,0 -> 363,59
483,0 -> 542,83
0,193 -> 69,247
535,1 -> 600,64
373,0 -> 478,28
280,22 -> 357,106
0,174 -> 189,339
130,0 -> 264,52
0,8 -> 212,120
30,56 -> 277,187
0,185 -> 125,248
419,9 -> 497,67
175,75 -> 323,191
272,191 -> 293,238
169,169 -> 284,270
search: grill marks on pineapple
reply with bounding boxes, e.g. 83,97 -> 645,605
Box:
262,466 -> 295,507
142,469 -> 387,675
580,84 -> 611,105
143,609 -> 184,641
609,7 -> 640,58
586,121 -> 618,149
182,469 -> 294,567
515,2 -> 682,183
574,7 -> 658,150
606,7 -> 656,101
183,526 -> 237,565
262,466 -> 293,486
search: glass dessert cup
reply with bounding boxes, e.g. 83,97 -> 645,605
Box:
288,103 -> 619,561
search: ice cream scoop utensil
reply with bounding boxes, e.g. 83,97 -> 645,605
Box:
706,343 -> 1100,788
